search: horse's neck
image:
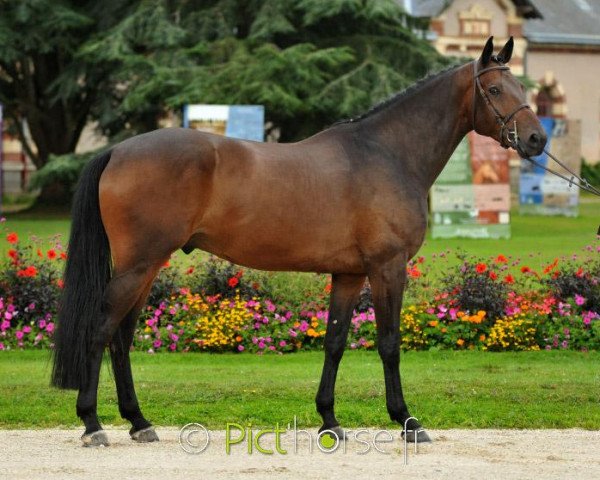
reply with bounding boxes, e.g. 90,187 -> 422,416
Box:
362,64 -> 472,191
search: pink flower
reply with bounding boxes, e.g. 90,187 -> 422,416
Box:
153,339 -> 162,348
575,294 -> 585,306
0,320 -> 10,331
23,326 -> 31,334
0,342 -> 4,350
279,341 -> 287,347
39,320 -> 47,329
46,322 -> 54,333
15,331 -> 24,340
258,341 -> 265,349
169,343 -> 176,351
169,333 -> 179,342
4,312 -> 13,320
237,345 -> 245,351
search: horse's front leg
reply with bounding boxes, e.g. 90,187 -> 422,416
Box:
369,254 -> 431,443
316,273 -> 365,437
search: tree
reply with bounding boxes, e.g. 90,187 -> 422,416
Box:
2,0 -> 449,201
0,0 -> 133,202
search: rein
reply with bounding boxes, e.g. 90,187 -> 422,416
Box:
471,60 -> 600,203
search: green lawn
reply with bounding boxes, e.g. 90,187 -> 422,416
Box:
1,350 -> 599,429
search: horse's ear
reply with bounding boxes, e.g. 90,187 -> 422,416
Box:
497,36 -> 514,64
480,36 -> 494,66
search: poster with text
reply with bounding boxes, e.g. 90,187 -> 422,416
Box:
183,105 -> 264,142
431,132 -> 511,239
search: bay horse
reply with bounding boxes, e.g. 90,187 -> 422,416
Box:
52,37 -> 546,446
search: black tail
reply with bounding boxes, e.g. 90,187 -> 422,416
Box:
51,150 -> 113,389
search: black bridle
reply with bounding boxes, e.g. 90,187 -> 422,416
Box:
472,59 -> 531,149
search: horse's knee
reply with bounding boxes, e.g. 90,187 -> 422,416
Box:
377,334 -> 400,364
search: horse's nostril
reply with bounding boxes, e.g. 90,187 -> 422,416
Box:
529,133 -> 540,146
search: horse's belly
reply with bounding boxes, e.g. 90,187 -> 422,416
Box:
190,227 -> 365,274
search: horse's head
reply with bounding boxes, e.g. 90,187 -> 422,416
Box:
472,36 -> 546,158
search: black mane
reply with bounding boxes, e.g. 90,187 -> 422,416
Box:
334,63 -> 462,125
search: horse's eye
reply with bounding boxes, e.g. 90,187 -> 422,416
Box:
489,86 -> 501,96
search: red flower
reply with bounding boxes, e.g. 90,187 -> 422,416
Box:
504,274 -> 515,284
235,270 -> 244,278
494,254 -> 508,264
57,279 -> 64,289
47,249 -> 57,260
228,277 -> 239,288
475,263 -> 487,274
17,266 -> 38,278
37,249 -> 43,258
6,232 -> 18,244
7,249 -> 17,260
60,252 -> 67,260
186,267 -> 194,275
576,267 -> 584,278
521,266 -> 531,274
162,260 -> 170,268
407,265 -> 421,278
324,283 -> 332,293
489,271 -> 498,280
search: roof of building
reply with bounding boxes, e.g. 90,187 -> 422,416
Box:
524,0 -> 600,45
406,0 -> 541,18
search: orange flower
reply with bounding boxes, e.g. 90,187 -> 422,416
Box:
6,232 -> 18,244
441,327 -> 447,333
479,334 -> 486,342
494,254 -> 508,264
475,263 -> 487,274
456,339 -> 465,346
37,249 -> 43,258
47,249 -> 57,260
407,265 -> 421,278
235,335 -> 243,342
504,274 -> 515,284
324,283 -> 332,294
428,320 -> 438,327
542,258 -> 559,274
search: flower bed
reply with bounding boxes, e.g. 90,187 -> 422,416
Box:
0,223 -> 598,353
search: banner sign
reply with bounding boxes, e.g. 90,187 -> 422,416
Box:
519,117 -> 580,217
431,131 -> 511,239
183,105 -> 264,142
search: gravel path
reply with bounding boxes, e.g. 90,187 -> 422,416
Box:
2,428 -> 599,479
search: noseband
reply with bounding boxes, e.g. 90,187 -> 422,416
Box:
472,60 -> 531,149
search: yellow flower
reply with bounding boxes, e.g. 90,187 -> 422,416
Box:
456,338 -> 465,346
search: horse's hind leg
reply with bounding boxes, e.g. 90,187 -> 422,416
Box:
315,273 -> 365,437
110,279 -> 158,442
77,261 -> 163,447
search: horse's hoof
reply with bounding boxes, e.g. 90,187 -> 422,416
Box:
81,430 -> 110,447
131,426 -> 159,443
402,428 -> 432,443
318,424 -> 346,440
